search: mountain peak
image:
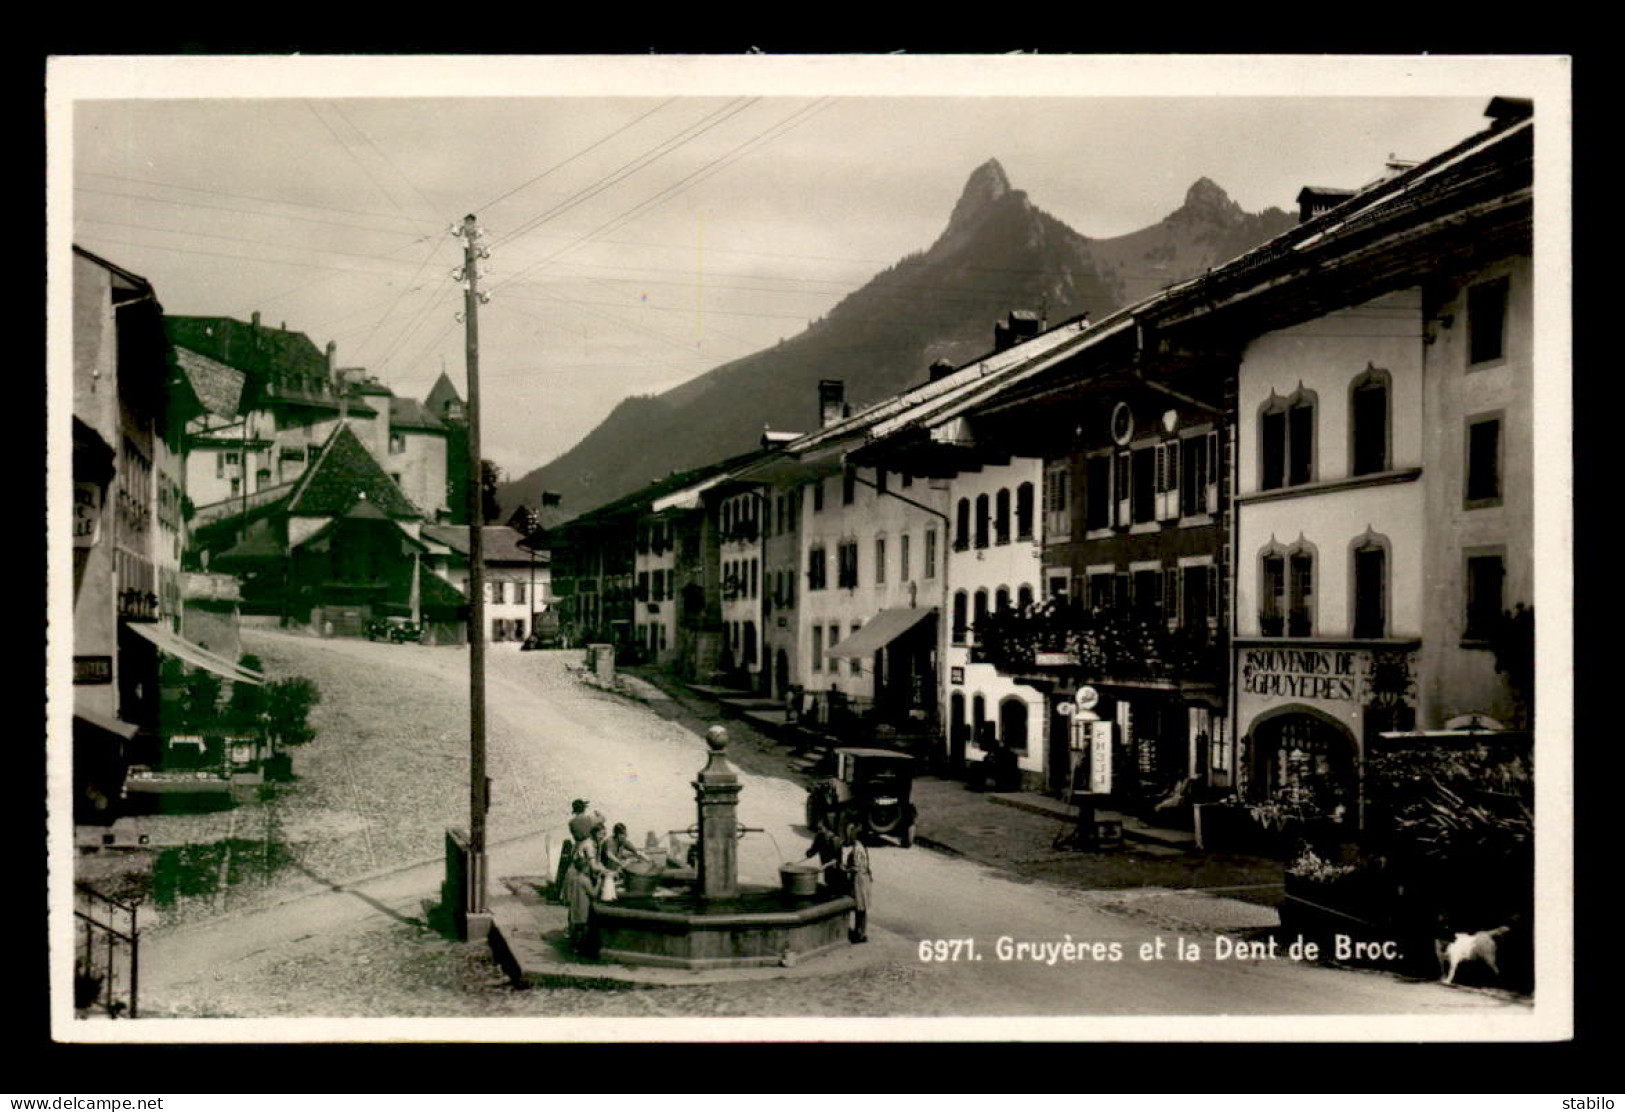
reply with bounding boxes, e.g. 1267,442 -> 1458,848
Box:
1173,177 -> 1244,224
948,158 -> 1014,229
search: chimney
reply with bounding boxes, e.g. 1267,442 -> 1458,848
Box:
993,310 -> 1041,353
1295,186 -> 1356,225
928,359 -> 957,383
818,380 -> 846,428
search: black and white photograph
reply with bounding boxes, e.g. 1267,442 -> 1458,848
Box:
46,53 -> 1572,1043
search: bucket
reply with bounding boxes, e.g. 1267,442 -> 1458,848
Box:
779,862 -> 820,898
622,859 -> 663,897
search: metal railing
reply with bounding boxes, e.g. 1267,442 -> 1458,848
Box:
74,882 -> 141,1019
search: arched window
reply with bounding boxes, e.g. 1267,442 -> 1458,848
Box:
1287,541 -> 1317,638
949,691 -> 968,761
1350,366 -> 1391,477
1015,482 -> 1035,540
743,622 -> 757,666
974,494 -> 991,549
972,694 -> 988,747
995,586 -> 1011,614
999,697 -> 1030,754
952,590 -> 969,644
955,498 -> 971,551
1259,542 -> 1287,636
972,588 -> 989,642
1017,583 -> 1034,612
1350,530 -> 1390,639
995,488 -> 1012,545
1260,387 -> 1317,490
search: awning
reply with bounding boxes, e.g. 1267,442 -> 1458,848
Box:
73,707 -> 141,741
827,607 -> 936,659
124,622 -> 265,685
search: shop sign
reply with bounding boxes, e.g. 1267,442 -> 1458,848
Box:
1034,651 -> 1079,667
1240,647 -> 1360,702
74,656 -> 113,685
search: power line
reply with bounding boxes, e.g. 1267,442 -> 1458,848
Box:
77,169 -> 435,230
491,98 -> 761,252
475,98 -> 679,214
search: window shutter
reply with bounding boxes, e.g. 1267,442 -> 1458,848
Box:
1206,432 -> 1219,513
1154,444 -> 1168,520
1164,567 -> 1180,627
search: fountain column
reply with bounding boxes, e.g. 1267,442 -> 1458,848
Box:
694,725 -> 740,900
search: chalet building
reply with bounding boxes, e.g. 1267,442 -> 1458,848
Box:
192,421 -> 430,636
71,247 -> 262,823
421,524 -> 549,644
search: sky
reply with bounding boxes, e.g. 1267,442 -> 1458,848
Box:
53,55 -> 1564,481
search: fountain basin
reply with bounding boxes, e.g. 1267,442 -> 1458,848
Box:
592,884 -> 853,969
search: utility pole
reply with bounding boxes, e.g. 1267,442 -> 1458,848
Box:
455,214 -> 491,930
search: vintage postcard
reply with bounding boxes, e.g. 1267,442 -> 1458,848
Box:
45,52 -> 1572,1044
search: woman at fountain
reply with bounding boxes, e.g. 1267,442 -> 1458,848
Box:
566,821 -> 609,948
841,823 -> 872,944
602,822 -> 646,878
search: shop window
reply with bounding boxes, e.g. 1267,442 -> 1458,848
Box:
954,499 -> 971,551
995,488 -> 1011,545
1352,537 -> 1388,639
974,494 -> 991,549
1015,482 -> 1035,540
1464,551 -> 1505,642
1350,368 -> 1391,477
952,590 -> 969,645
999,698 -> 1030,754
1465,413 -> 1503,508
1468,276 -> 1509,367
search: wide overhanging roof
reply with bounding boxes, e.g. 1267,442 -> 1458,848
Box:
827,607 -> 936,659
125,622 -> 265,685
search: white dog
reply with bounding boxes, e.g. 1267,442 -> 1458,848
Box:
1436,926 -> 1510,984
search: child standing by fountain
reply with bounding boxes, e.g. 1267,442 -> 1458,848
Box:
841,823 -> 871,943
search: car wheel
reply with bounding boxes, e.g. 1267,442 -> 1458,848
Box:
867,801 -> 904,835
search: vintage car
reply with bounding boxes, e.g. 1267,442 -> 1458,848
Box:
806,747 -> 918,847
366,616 -> 422,643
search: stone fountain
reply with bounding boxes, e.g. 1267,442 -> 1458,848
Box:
589,726 -> 854,969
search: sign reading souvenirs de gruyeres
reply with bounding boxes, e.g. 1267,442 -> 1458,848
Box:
1240,647 -> 1362,702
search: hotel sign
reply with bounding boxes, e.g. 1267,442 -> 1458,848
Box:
74,656 -> 113,685
74,483 -> 101,548
1240,647 -> 1359,702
